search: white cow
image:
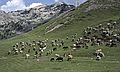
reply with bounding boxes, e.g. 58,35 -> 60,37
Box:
25,54 -> 30,59
55,54 -> 60,57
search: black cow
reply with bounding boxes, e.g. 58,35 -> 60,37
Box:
63,46 -> 69,50
50,57 -> 55,61
56,57 -> 63,62
53,48 -> 57,51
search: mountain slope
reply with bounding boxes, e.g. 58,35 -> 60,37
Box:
0,2 -> 75,39
0,0 -> 120,72
83,0 -> 120,12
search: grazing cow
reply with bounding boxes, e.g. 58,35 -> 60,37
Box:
73,48 -> 77,51
98,24 -> 102,28
21,42 -> 25,47
50,57 -> 55,61
43,47 -> 47,50
25,54 -> 30,59
51,42 -> 55,47
41,49 -> 44,53
46,52 -> 49,56
33,47 -> 36,51
72,38 -> 75,42
107,23 -> 111,26
35,51 -> 38,55
66,36 -> 69,40
96,49 -> 102,53
21,47 -> 25,51
61,40 -> 64,46
36,59 -> 40,62
15,50 -> 19,55
33,55 -> 38,59
39,52 -> 42,57
46,50 -> 52,56
58,44 -> 62,47
56,57 -> 63,62
55,40 -> 57,43
67,55 -> 73,61
74,33 -> 77,38
110,43 -> 117,47
8,50 -> 11,55
33,40 -> 36,43
55,54 -> 60,57
20,50 -> 23,53
32,43 -> 36,47
63,53 -> 67,57
73,44 -> 76,47
63,46 -> 69,50
96,55 -> 101,61
28,49 -> 31,53
98,52 -> 105,57
53,48 -> 57,51
94,49 -> 102,56
15,43 -> 19,48
113,21 -> 117,25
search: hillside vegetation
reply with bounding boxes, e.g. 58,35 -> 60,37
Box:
0,0 -> 120,72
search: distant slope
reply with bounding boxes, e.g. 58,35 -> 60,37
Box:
0,2 -> 75,40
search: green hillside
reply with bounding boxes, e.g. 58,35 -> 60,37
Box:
0,0 -> 120,72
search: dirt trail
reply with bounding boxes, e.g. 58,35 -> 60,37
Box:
46,24 -> 63,34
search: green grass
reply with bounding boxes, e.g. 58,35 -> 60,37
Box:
0,2 -> 120,72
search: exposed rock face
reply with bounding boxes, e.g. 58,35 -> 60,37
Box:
0,2 -> 75,39
84,0 -> 120,12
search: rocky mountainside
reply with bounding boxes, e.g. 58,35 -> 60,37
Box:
0,2 -> 75,39
83,0 -> 120,12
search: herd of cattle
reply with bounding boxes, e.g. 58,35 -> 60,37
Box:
73,20 -> 120,48
7,19 -> 120,61
7,38 -> 73,62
